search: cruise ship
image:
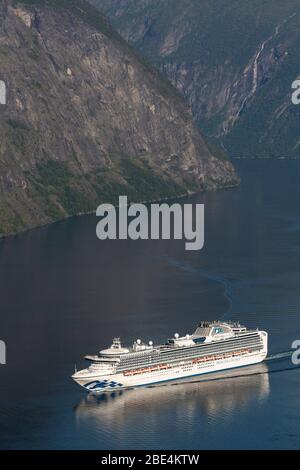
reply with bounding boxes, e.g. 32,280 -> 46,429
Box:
72,321 -> 268,392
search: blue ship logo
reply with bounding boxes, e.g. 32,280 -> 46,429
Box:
84,380 -> 123,391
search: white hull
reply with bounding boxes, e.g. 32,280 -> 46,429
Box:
73,347 -> 267,393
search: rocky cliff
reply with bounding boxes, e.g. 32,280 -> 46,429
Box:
92,0 -> 300,158
0,0 -> 237,236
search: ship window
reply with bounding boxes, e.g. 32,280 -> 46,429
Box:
213,327 -> 224,334
193,337 -> 206,344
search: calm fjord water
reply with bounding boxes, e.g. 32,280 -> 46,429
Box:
0,159 -> 300,450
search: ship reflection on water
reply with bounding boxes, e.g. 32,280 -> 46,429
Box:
74,363 -> 270,433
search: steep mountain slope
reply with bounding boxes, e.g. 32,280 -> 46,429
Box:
91,0 -> 300,157
0,0 -> 237,236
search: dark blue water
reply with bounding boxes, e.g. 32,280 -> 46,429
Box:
0,159 -> 300,450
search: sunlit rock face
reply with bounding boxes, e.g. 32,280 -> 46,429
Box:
0,0 -> 238,236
